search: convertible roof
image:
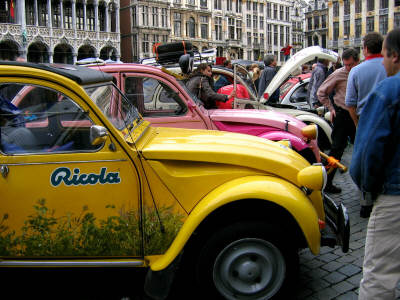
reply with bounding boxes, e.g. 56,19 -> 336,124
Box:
0,61 -> 114,85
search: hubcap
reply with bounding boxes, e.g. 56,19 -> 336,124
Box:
213,238 -> 286,300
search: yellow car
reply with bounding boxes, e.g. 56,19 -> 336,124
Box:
0,62 -> 349,299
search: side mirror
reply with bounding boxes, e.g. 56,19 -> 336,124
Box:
179,54 -> 194,75
90,125 -> 108,146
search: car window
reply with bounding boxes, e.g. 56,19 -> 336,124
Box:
290,83 -> 309,103
280,81 -> 293,98
124,76 -> 186,117
0,83 -> 101,154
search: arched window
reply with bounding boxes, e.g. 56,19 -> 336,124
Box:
187,17 -> 196,38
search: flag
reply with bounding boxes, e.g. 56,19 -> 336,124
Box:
10,0 -> 15,18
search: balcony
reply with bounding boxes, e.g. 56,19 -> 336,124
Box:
252,43 -> 264,50
226,39 -> 241,47
380,8 -> 389,15
343,14 -> 350,21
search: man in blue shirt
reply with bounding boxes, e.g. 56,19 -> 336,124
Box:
350,28 -> 400,300
345,32 -> 387,218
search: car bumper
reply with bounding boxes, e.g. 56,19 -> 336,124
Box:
321,193 -> 350,253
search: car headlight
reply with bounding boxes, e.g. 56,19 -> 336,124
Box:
297,165 -> 327,191
301,124 -> 318,140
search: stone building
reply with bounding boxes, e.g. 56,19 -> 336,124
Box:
0,0 -> 121,63
327,0 -> 400,57
304,0 -> 328,49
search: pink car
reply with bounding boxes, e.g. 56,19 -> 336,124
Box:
90,63 -> 320,163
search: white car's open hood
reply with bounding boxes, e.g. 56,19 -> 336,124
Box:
260,46 -> 339,103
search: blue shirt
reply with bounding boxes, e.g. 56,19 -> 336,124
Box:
350,71 -> 400,196
345,57 -> 386,115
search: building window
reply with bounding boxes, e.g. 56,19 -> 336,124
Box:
162,35 -> 168,43
76,3 -> 84,29
253,1 -> 257,12
279,5 -> 284,20
314,16 -> 319,29
380,0 -> 388,9
280,25 -> 284,46
99,3 -> 106,30
286,26 -> 289,44
321,15 -> 326,28
246,0 -> 250,10
236,0 -> 242,13
200,16 -> 208,39
52,1 -> 61,27
273,4 -> 277,19
187,0 -> 195,6
38,0 -> 48,26
161,8 -> 167,27
307,17 -> 312,30
247,32 -> 251,46
308,35 -> 312,47
63,2 -> 72,29
344,0 -> 350,15
236,20 -> 242,41
260,33 -> 264,46
214,0 -> 221,10
367,0 -> 374,11
142,6 -> 149,26
333,22 -> 339,41
380,15 -> 388,35
333,2 -> 339,17
87,5 -> 95,30
247,51 -> 252,60
267,24 -> 272,45
395,13 -> 400,28
26,0 -> 35,25
246,14 -> 251,27
273,25 -> 278,46
228,18 -> 235,39
174,13 -> 181,36
187,17 -> 196,38
152,7 -> 158,27
285,6 -> 289,21
355,19 -> 362,38
260,16 -> 264,29
253,33 -> 258,45
396,0 -> 400,6
142,34 -> 149,54
253,16 -> 258,29
215,17 -> 222,40
322,34 -> 326,48
227,0 -> 232,11
200,0 -> 207,8
366,16 -> 374,33
267,3 -> 271,18
292,34 -> 297,44
344,20 -> 350,38
355,0 -> 362,13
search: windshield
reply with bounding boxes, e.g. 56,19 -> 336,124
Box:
85,83 -> 141,130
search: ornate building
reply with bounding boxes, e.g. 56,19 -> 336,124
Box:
0,0 -> 120,63
291,0 -> 306,55
304,0 -> 328,49
328,0 -> 400,57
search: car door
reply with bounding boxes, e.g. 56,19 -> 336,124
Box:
122,73 -> 208,129
0,81 -> 143,263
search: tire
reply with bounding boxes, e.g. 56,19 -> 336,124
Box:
173,221 -> 299,300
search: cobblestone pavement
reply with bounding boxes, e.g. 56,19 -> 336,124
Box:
296,145 -> 399,300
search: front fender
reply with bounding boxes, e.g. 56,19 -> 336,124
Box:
259,130 -> 308,151
150,175 -> 321,271
295,114 -> 332,144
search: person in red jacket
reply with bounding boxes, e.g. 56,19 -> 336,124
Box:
281,45 -> 292,61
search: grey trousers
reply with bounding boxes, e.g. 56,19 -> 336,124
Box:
359,194 -> 400,300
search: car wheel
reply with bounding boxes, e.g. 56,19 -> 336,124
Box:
187,221 -> 298,300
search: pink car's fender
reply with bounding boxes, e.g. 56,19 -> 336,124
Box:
258,131 -> 308,151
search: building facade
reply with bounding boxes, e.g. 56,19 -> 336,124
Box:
0,0 -> 120,63
304,0 -> 328,49
328,0 -> 400,57
121,0 -> 305,64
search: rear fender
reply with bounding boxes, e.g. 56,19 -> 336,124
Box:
150,175 -> 321,271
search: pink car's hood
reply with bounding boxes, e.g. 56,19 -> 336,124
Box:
209,108 -> 307,136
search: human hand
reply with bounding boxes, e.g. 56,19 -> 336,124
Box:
329,108 -> 336,122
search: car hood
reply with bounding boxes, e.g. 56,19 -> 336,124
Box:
261,46 -> 338,103
141,127 -> 309,186
208,108 -> 307,136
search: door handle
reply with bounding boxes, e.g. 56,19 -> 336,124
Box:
0,165 -> 9,178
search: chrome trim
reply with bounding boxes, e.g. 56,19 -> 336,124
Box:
1,159 -> 127,166
0,260 -> 144,267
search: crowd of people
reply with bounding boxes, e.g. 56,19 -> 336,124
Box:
185,28 -> 400,300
